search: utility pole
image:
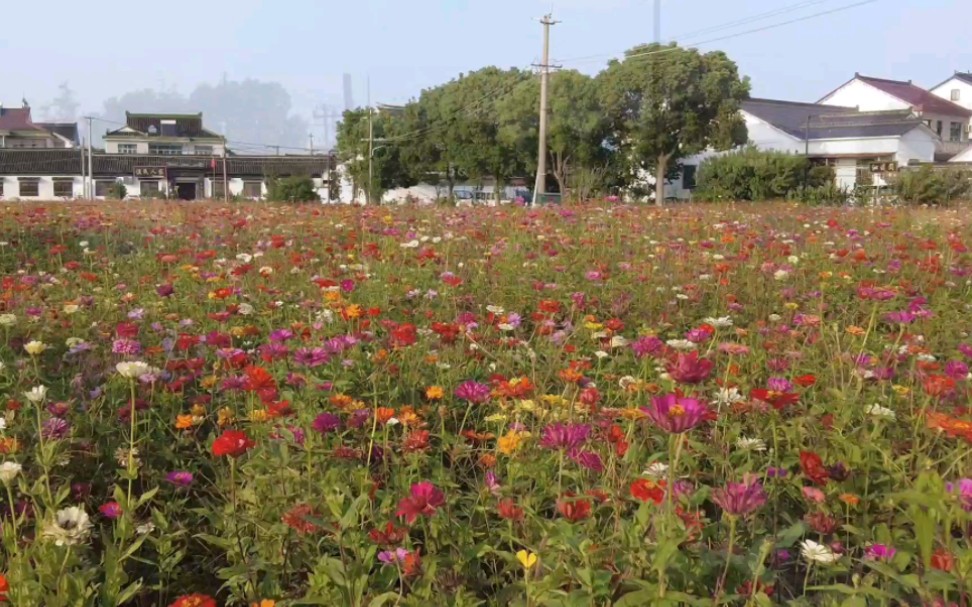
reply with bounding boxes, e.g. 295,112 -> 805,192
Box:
222,139 -> 228,202
654,0 -> 661,43
85,116 -> 93,199
532,14 -> 559,206
309,133 -> 315,156
367,107 -> 374,205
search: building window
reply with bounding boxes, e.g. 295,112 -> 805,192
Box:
951,122 -> 964,142
952,89 -> 962,101
118,143 -> 137,154
681,165 -> 697,190
149,144 -> 182,155
194,145 -> 213,155
937,120 -> 944,136
95,180 -> 114,197
243,181 -> 262,199
19,179 -> 39,197
140,181 -> 161,198
54,179 -> 73,197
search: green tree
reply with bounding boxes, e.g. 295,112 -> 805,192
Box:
267,176 -> 319,202
598,43 -> 750,204
335,108 -> 412,204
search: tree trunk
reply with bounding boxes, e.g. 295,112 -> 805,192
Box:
655,154 -> 669,206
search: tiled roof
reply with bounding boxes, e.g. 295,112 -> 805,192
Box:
742,98 -> 926,140
0,107 -> 43,132
0,150 -> 333,177
105,112 -> 223,139
856,75 -> 972,117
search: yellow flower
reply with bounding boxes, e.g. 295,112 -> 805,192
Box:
498,430 -> 530,455
200,375 -> 219,390
516,399 -> 537,412
23,340 -> 48,356
819,271 -> 833,280
484,414 -> 508,423
516,550 -> 538,570
344,304 -> 363,319
541,394 -> 569,408
190,404 -> 207,417
217,407 -> 235,427
62,304 -> 80,315
783,302 -> 799,310
584,321 -> 603,331
892,384 -> 911,396
230,326 -> 247,338
250,409 -> 269,423
324,290 -> 343,303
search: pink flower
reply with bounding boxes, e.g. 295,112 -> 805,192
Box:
454,381 -> 491,404
99,501 -> 122,519
801,486 -> 826,504
866,544 -> 897,561
396,481 -> 445,524
641,394 -> 710,434
711,474 -> 767,517
666,352 -> 714,384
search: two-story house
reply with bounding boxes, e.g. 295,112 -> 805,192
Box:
0,101 -> 78,149
103,112 -> 226,156
818,74 -> 972,159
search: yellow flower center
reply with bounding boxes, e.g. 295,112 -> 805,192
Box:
670,405 -> 685,417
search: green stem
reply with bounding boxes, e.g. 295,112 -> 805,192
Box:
714,515 -> 737,605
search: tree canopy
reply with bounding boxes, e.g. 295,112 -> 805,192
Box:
335,42 -> 750,204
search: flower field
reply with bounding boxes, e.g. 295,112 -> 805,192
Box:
3,201 -> 972,606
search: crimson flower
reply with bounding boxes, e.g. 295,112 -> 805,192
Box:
396,481 -> 445,524
211,430 -> 255,458
799,451 -> 830,485
750,388 -> 800,410
666,352 -> 714,384
641,393 -> 710,434
497,498 -> 525,521
630,478 -> 666,504
556,495 -> 592,522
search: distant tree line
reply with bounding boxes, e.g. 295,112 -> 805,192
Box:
336,42 -> 752,204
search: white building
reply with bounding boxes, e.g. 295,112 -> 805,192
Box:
103,113 -> 227,156
930,72 -> 972,114
669,98 -> 938,199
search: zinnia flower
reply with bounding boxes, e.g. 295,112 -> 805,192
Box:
538,423 -> 590,452
800,539 -> 840,564
166,470 -> 194,487
0,461 -> 22,484
866,544 -> 897,561
211,430 -> 255,457
42,506 -> 93,546
454,380 -> 492,404
169,594 -> 217,607
99,501 -> 123,519
711,475 -> 767,517
641,394 -> 710,434
312,412 -> 342,434
23,385 -> 48,403
396,481 -> 445,523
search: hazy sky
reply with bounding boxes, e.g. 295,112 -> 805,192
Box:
5,0 -> 972,130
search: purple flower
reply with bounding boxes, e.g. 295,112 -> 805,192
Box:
454,380 -> 492,404
156,284 -> 174,297
945,360 -> 969,381
378,547 -> 410,564
631,336 -> 664,359
349,409 -> 371,429
293,347 -> 330,367
947,478 -> 972,511
641,394 -> 710,434
767,377 -> 793,392
539,423 -> 591,452
112,338 -> 142,355
312,413 -> 342,434
42,417 -> 71,440
711,475 -> 767,517
166,471 -> 194,487
571,450 -> 604,472
884,310 -> 916,325
269,329 -> 294,343
766,467 -> 789,479
866,544 -> 897,561
959,344 -> 972,360
484,471 -> 501,494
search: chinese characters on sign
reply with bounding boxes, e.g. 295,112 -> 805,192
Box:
134,167 -> 166,178
869,161 -> 898,174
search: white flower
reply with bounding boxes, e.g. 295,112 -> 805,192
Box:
610,335 -> 629,349
619,375 -> 639,390
735,437 -> 767,452
42,506 -> 93,546
79,241 -> 89,248
0,461 -> 22,484
0,418 -> 5,431
400,240 -> 420,249
800,539 -> 841,564
62,304 -> 79,315
665,339 -> 697,351
594,350 -> 609,360
116,361 -> 157,379
712,387 -> 745,406
768,314 -> 782,322
486,305 -> 505,314
236,253 -> 253,263
237,303 -> 254,316
704,316 -> 733,328
788,255 -> 800,264
643,462 -> 669,478
0,314 -> 16,327
259,266 -> 274,276
386,418 -> 400,426
916,354 -> 936,363
0,361 -> 4,373
865,403 -> 896,421
773,270 -> 790,281
497,323 -> 515,331
24,385 -> 48,403
136,521 -> 156,535
23,340 -> 48,355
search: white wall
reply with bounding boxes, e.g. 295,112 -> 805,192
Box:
104,139 -> 226,155
819,80 -> 910,111
931,78 -> 972,112
897,128 -> 938,164
0,176 -> 84,200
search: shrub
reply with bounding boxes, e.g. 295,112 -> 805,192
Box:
694,148 -> 831,201
267,176 -> 319,203
106,182 -> 127,200
892,165 -> 972,206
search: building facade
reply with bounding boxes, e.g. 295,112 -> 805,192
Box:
0,102 -> 78,149
103,113 -> 227,156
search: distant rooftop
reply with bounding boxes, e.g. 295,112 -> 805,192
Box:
105,112 -> 223,139
827,74 -> 972,117
743,98 -> 926,140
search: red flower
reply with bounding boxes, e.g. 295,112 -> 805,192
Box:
403,430 -> 431,453
793,374 -> 817,387
750,388 -> 800,410
390,323 -> 417,348
497,498 -> 524,521
396,481 -> 445,524
282,504 -> 323,535
212,430 -> 255,458
369,521 -> 407,546
666,352 -> 714,384
0,573 -> 7,602
799,451 -> 830,485
931,549 -> 954,572
169,594 -> 217,607
924,374 -> 957,398
630,479 -> 666,504
556,496 -> 592,521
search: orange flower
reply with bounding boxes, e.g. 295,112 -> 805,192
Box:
376,407 -> 396,424
479,453 -> 497,468
845,325 -> 866,336
251,601 -> 276,607
425,386 -> 445,400
838,493 -> 860,507
175,414 -> 195,430
0,438 -> 19,455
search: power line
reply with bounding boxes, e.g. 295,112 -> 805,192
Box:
558,0 -> 878,66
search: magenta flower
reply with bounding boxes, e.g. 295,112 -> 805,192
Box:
378,547 -> 410,564
641,394 -> 710,434
396,481 -> 445,524
711,475 -> 767,517
947,478 -> 972,511
293,347 -> 330,367
666,352 -> 714,384
571,450 -> 604,473
312,412 -> 342,434
631,336 -> 664,359
166,471 -> 194,487
99,501 -> 122,519
866,544 -> 897,561
539,423 -> 591,452
454,380 -> 492,404
484,471 -> 501,494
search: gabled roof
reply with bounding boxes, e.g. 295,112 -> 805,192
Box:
105,112 -> 223,139
824,74 -> 972,117
930,72 -> 972,91
742,98 -> 927,140
0,107 -> 45,132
